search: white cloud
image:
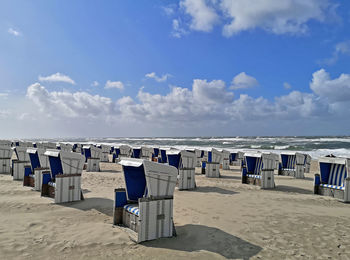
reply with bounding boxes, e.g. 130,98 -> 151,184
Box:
323,40 -> 350,65
0,93 -> 9,98
172,0 -> 336,37
162,5 -> 176,16
8,28 -> 21,36
91,81 -> 99,87
38,72 -> 76,85
105,80 -> 124,90
145,72 -> 171,82
172,18 -> 188,38
230,72 -> 259,90
26,83 -> 114,118
192,79 -> 233,104
180,0 -> 219,32
283,82 -> 292,89
310,69 -> 350,102
220,0 -> 333,36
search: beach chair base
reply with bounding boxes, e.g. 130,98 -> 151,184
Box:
222,159 -> 230,170
13,161 -> 30,180
87,158 -> 100,172
205,163 -> 220,178
178,168 -> 196,190
0,158 -> 11,174
42,174 -> 82,203
195,157 -> 201,167
113,189 -> 175,243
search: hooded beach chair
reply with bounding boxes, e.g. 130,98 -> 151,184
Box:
230,151 -> 244,168
12,147 -> 31,180
279,152 -> 305,178
220,150 -> 230,170
202,148 -> 222,178
314,157 -> 350,202
0,145 -> 12,174
113,159 -> 178,243
118,145 -> 132,160
23,148 -> 50,190
242,152 -> 276,189
193,149 -> 202,167
73,143 -> 83,154
96,144 -> 110,162
57,143 -> 73,152
41,150 -> 85,203
178,150 -> 196,190
0,140 -> 12,147
83,145 -> 101,172
140,146 -> 153,161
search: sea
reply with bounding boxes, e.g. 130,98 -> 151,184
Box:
48,136 -> 350,159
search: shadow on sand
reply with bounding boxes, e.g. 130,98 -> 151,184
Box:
144,224 -> 262,259
273,185 -> 313,195
194,186 -> 238,195
60,197 -> 114,216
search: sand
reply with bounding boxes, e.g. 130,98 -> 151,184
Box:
1,161 -> 350,259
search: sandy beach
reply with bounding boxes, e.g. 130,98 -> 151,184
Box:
1,161 -> 350,259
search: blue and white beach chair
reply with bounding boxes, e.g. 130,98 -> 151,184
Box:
97,144 -> 111,162
140,146 -> 153,161
23,148 -> 50,190
12,146 -> 31,180
0,145 -> 12,174
178,150 -> 196,190
242,152 -> 276,189
202,148 -> 222,178
279,152 -> 305,178
314,157 -> 350,202
83,145 -> 101,172
41,150 -> 85,203
113,158 -> 178,243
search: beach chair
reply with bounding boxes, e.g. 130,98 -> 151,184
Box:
193,149 -> 202,167
202,148 -> 222,178
0,140 -> 12,147
23,148 -> 50,189
113,159 -> 177,243
140,146 -> 153,161
12,147 -> 31,180
41,150 -> 85,203
57,143 -> 73,152
220,150 -> 230,170
304,154 -> 312,173
314,157 -> 350,202
83,145 -> 101,172
73,143 -> 83,154
279,152 -> 305,178
230,151 -> 244,168
96,144 -> 110,162
0,145 -> 12,174
242,152 -> 276,189
178,150 -> 196,190
119,145 -> 132,159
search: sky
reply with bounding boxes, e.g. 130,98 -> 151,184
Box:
1,0 -> 350,138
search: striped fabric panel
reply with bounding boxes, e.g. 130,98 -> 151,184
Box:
287,155 -> 296,169
247,174 -> 262,179
320,183 -> 345,190
328,164 -> 346,186
124,204 -> 140,216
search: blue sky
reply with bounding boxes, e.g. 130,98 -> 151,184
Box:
1,0 -> 350,138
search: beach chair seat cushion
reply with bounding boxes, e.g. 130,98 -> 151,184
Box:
320,183 -> 345,191
48,182 -> 56,187
247,174 -> 262,179
124,204 -> 140,216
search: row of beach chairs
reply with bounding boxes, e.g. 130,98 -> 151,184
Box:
1,139 -> 349,243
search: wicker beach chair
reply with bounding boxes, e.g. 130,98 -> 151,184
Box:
314,157 -> 350,202
23,148 -> 50,189
113,159 -> 178,243
0,145 -> 12,174
83,145 -> 101,172
41,150 -> 85,203
278,152 -> 305,178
